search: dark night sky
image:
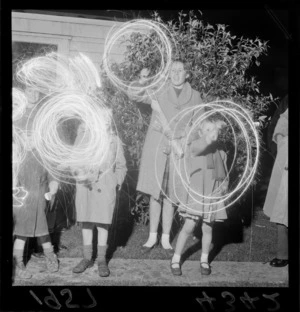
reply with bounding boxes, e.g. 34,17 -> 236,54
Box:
17,9 -> 290,103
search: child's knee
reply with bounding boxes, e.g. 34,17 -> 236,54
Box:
183,219 -> 196,235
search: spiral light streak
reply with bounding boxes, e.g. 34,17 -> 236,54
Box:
16,52 -> 72,94
68,52 -> 101,93
13,88 -> 30,207
102,19 -> 176,97
13,187 -> 29,208
174,107 -> 238,203
16,52 -> 101,95
13,52 -> 114,184
13,88 -> 28,121
155,100 -> 260,214
28,91 -> 112,183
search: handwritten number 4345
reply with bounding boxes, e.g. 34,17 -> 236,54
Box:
196,291 -> 280,312
30,288 -> 97,310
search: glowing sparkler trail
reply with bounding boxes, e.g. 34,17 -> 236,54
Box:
16,52 -> 101,95
13,88 -> 28,121
29,91 -> 112,183
13,88 -> 30,207
14,52 -> 115,184
102,19 -> 176,97
154,100 -> 260,214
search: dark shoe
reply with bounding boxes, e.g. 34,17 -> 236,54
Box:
163,247 -> 174,257
98,260 -> 110,277
200,262 -> 211,275
141,243 -> 157,254
45,253 -> 59,273
72,258 -> 93,273
15,262 -> 32,279
170,261 -> 182,276
32,252 -> 45,258
270,258 -> 288,267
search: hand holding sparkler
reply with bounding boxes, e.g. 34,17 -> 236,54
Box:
150,98 -> 184,158
44,180 -> 59,200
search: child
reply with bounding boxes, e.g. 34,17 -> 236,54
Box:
263,108 -> 288,267
170,118 -> 228,276
13,87 -> 59,279
72,122 -> 127,277
128,61 -> 202,253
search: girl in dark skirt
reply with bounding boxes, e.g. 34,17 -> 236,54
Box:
13,87 -> 59,279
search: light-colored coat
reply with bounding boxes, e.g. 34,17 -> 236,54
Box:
263,109 -> 288,227
74,126 -> 127,224
133,81 -> 202,201
179,147 -> 228,223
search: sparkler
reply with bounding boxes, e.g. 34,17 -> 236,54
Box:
155,100 -> 260,214
14,52 -> 113,186
102,19 -> 176,98
13,88 -> 29,207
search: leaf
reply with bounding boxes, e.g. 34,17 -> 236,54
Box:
258,115 -> 267,121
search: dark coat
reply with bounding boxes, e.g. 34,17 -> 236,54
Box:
13,107 -> 53,237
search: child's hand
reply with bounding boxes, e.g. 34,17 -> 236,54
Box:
44,192 -> 53,201
49,181 -> 59,194
151,99 -> 161,111
45,181 -> 59,201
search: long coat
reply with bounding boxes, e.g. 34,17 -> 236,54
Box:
178,142 -> 228,223
133,81 -> 202,201
13,107 -> 53,237
74,126 -> 127,224
263,109 -> 288,227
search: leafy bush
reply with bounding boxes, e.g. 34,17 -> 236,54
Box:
100,11 -> 277,224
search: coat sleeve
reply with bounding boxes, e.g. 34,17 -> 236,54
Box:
273,108 -> 288,144
115,137 -> 127,186
127,81 -> 152,105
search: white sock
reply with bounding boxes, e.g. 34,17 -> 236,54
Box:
200,253 -> 209,267
171,253 -> 181,264
161,233 -> 173,250
143,232 -> 157,247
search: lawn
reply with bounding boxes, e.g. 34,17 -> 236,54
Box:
55,208 -> 277,263
36,150 -> 277,264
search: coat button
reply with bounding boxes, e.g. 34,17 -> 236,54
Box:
97,188 -> 101,193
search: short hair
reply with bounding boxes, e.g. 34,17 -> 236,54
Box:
171,58 -> 191,73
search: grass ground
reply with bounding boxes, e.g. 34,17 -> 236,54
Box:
32,149 -> 276,263
56,209 -> 276,263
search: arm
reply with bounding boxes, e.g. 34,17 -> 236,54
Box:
45,173 -> 60,201
127,81 -> 152,105
115,137 -> 127,189
273,108 -> 288,144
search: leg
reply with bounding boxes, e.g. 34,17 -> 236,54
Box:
270,224 -> 288,267
96,225 -> 110,277
200,221 -> 213,275
170,218 -> 196,275
39,234 -> 59,273
277,224 -> 288,260
142,196 -> 161,248
161,198 -> 175,250
13,236 -> 32,279
73,223 -> 94,273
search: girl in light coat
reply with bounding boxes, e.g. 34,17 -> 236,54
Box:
170,118 -> 228,276
263,108 -> 288,267
72,123 -> 127,277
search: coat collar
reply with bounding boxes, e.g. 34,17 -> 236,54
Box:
165,81 -> 192,108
